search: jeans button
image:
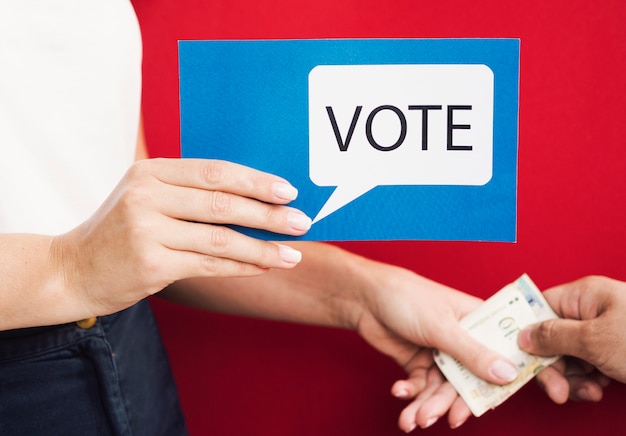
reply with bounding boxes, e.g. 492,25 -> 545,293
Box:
76,317 -> 97,329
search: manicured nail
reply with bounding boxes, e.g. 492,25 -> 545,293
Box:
422,417 -> 438,429
287,212 -> 312,232
394,389 -> 410,398
277,244 -> 302,264
273,182 -> 298,201
490,359 -> 519,383
405,422 -> 417,433
450,416 -> 469,429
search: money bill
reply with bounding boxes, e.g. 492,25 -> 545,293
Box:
433,274 -> 559,417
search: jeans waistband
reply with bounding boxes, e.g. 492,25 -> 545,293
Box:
0,308 -> 125,363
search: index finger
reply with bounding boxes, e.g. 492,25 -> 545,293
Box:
542,276 -> 616,320
146,158 -> 299,204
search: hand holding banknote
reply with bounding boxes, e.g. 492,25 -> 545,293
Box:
354,268 -> 521,432
519,275 -> 625,403
433,274 -> 560,418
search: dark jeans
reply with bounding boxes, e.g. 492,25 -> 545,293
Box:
0,300 -> 187,435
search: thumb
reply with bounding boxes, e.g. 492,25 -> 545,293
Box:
518,318 -> 585,358
438,327 -> 519,386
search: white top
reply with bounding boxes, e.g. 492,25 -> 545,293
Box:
0,0 -> 142,234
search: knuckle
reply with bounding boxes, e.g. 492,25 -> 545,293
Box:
250,170 -> 270,193
200,160 -> 225,186
207,226 -> 231,254
208,191 -> 233,216
119,183 -> 152,211
578,275 -> 599,288
200,255 -> 221,275
234,261 -> 260,276
131,247 -> 163,280
263,204 -> 279,224
534,320 -> 557,346
117,168 -> 157,214
125,158 -> 153,181
577,274 -> 609,292
256,242 -> 278,266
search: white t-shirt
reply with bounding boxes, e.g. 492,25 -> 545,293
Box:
0,0 -> 142,235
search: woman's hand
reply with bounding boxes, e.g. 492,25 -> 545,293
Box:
353,265 -> 518,431
52,158 -> 312,318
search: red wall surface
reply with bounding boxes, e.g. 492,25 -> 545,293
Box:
131,1 -> 626,435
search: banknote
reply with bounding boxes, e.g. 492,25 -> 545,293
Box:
433,274 -> 559,417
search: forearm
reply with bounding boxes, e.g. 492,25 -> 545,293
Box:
0,234 -> 83,330
160,242 -> 395,330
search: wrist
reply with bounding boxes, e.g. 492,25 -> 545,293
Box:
48,232 -> 93,321
293,242 -> 372,330
338,250 -> 409,331
0,233 -> 86,330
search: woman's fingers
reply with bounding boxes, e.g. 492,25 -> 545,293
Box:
148,158 -> 298,204
160,217 -> 303,269
152,183 -> 311,235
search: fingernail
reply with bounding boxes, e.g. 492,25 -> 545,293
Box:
490,359 -> 519,383
422,417 -> 438,429
405,422 -> 416,433
576,386 -> 594,401
277,244 -> 302,264
273,182 -> 298,201
450,416 -> 469,429
394,389 -> 409,398
287,212 -> 312,232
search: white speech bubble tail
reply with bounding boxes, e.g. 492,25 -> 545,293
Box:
311,184 -> 377,225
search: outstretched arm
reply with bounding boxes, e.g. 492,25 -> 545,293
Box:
162,242 -> 518,431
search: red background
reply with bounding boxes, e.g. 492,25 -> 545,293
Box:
131,1 -> 626,435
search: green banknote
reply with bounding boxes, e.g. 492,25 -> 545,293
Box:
434,274 -> 559,417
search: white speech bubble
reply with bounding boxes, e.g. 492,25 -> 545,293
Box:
308,64 -> 494,224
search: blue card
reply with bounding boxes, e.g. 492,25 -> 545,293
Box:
179,38 -> 519,242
